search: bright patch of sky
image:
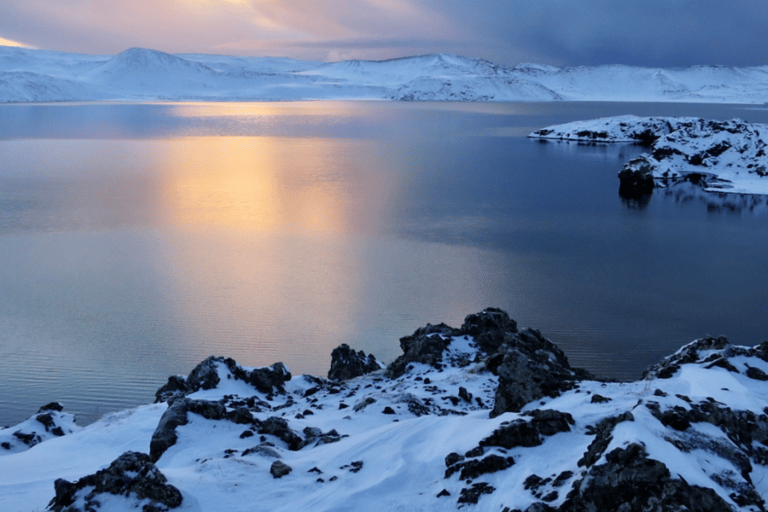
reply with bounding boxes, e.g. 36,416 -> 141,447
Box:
0,0 -> 765,66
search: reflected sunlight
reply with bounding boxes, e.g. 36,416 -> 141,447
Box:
160,136 -> 352,233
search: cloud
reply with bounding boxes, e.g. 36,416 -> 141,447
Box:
0,0 -> 766,66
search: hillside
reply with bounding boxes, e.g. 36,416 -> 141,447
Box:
1,46 -> 767,103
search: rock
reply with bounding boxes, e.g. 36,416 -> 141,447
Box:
524,409 -> 575,436
150,398 -> 230,462
490,329 -> 594,416
618,156 -> 655,197
328,344 -> 383,381
563,443 -> 732,512
186,356 -> 223,392
386,326 -> 454,378
47,451 -> 182,512
459,308 -> 518,353
154,357 -> 292,404
445,454 -> 515,480
578,412 -> 634,468
270,460 -> 292,478
480,419 -> 541,449
37,402 -> 64,413
457,482 -> 495,505
258,416 -> 304,451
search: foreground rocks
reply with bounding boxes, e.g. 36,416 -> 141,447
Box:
3,308 -> 767,511
48,451 -> 182,512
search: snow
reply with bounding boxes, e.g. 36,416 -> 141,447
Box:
529,115 -> 768,196
2,46 -> 768,103
4,331 -> 768,511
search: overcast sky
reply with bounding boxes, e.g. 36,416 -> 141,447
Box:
1,0 -> 765,67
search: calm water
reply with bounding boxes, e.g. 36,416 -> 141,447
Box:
2,101 -> 768,426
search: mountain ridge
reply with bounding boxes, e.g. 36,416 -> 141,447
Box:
1,45 -> 767,103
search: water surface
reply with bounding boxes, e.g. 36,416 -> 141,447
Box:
1,101 -> 767,426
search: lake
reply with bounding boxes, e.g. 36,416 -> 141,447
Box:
2,101 -> 768,427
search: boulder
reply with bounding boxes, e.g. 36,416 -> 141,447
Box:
48,451 -> 182,512
562,443 -> 732,512
327,344 -> 383,381
618,156 -> 655,197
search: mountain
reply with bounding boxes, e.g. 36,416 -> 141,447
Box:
0,45 -> 767,103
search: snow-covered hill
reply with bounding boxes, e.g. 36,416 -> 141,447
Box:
1,45 -> 767,103
4,308 -> 768,511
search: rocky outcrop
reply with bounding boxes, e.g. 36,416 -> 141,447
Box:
530,116 -> 768,197
1,403 -> 79,454
327,344 -> 383,381
48,451 -> 182,512
384,308 -> 598,416
618,156 -> 655,197
155,356 -> 291,403
561,443 -> 733,512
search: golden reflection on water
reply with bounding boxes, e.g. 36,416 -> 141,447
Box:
161,136 -> 359,233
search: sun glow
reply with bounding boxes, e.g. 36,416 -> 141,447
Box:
160,136 -> 350,233
0,36 -> 34,48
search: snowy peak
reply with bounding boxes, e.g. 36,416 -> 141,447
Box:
85,47 -> 214,82
1,45 -> 768,102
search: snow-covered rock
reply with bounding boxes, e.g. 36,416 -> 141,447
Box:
0,402 -> 79,454
2,46 -> 768,103
2,308 -> 768,511
529,115 -> 768,196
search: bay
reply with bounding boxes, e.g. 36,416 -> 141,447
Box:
1,101 -> 767,426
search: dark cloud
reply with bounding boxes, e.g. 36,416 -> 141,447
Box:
1,0 -> 766,67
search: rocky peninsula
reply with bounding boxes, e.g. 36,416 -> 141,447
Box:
2,308 -> 768,511
529,115 -> 768,198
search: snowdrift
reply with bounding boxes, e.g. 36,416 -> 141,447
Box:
3,308 -> 768,511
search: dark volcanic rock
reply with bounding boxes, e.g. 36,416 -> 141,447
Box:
328,344 -> 383,381
619,156 -> 655,198
155,357 -> 292,404
386,324 -> 456,378
48,451 -> 182,512
459,308 -> 518,353
563,443 -> 732,512
150,398 -> 229,462
270,460 -> 292,478
490,328 -> 595,417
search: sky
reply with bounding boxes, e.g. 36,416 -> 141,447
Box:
0,0 -> 766,68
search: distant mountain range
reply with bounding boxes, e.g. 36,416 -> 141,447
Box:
1,46 -> 767,103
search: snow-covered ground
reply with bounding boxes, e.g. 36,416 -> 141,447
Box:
3,309 -> 768,511
529,115 -> 768,196
2,46 -> 768,103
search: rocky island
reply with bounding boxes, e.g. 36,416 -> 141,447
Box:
2,308 -> 768,511
529,115 -> 768,198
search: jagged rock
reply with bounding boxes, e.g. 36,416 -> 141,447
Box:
154,357 -> 292,404
480,419 -> 542,449
490,328 -> 594,416
563,443 -> 732,512
37,402 -> 64,413
386,325 -> 455,378
619,156 -> 655,198
327,344 -> 383,381
150,398 -> 228,462
457,482 -> 495,505
258,416 -> 304,451
459,308 -> 518,353
445,454 -> 514,479
47,451 -> 182,512
578,412 -> 635,468
523,410 -> 575,436
270,460 -> 292,478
